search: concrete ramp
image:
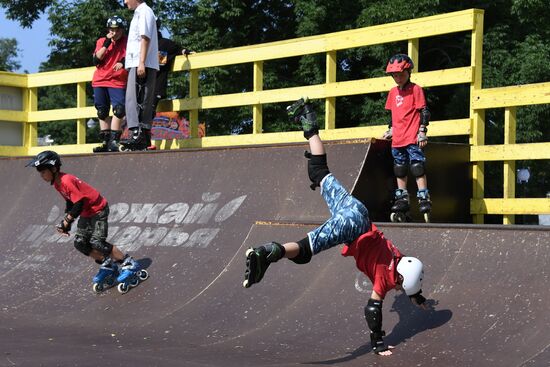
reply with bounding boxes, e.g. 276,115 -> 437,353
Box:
1,141 -> 548,366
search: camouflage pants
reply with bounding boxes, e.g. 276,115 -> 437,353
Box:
307,174 -> 370,254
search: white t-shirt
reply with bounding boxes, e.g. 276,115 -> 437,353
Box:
125,2 -> 159,70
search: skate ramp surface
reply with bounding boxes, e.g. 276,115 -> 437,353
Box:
0,141 -> 548,366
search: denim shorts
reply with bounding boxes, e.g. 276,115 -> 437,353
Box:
391,144 -> 426,165
307,174 -> 370,255
93,87 -> 126,109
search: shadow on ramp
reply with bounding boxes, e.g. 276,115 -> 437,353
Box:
306,294 -> 453,366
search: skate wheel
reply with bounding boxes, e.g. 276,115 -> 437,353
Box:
119,145 -> 128,152
130,277 -> 139,287
138,270 -> 149,281
245,248 -> 254,257
390,213 -> 398,222
117,283 -> 129,294
423,212 -> 431,223
92,283 -> 103,293
243,279 -> 250,288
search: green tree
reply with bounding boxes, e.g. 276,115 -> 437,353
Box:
0,0 -> 50,28
0,38 -> 21,72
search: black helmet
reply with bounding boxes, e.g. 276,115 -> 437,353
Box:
106,15 -> 125,29
26,150 -> 62,170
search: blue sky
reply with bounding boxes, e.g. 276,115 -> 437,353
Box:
0,8 -> 51,73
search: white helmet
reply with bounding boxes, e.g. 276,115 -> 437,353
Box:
396,257 -> 424,295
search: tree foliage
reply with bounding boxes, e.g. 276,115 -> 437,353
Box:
0,38 -> 21,72
1,0 -> 548,149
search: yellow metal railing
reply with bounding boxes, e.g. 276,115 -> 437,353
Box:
0,8 -> 549,223
470,82 -> 550,224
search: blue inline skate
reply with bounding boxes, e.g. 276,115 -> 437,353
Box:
92,257 -> 119,294
116,256 -> 149,294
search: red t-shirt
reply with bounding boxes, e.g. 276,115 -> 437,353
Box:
341,223 -> 402,298
54,173 -> 107,218
92,35 -> 128,88
385,82 -> 427,148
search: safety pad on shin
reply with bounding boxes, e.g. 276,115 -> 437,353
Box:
96,105 -> 110,120
393,162 -> 408,178
74,236 -> 92,256
113,104 -> 126,119
305,151 -> 330,190
410,161 -> 426,177
290,236 -> 312,264
89,237 -> 113,256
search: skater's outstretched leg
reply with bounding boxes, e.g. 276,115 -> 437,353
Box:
288,100 -> 329,191
243,242 -> 286,288
243,239 -> 310,288
286,97 -> 319,139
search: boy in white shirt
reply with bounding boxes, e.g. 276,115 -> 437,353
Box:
122,0 -> 159,151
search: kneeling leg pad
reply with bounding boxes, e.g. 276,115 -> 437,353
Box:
96,105 -> 110,121
393,162 -> 408,178
89,237 -> 113,256
290,237 -> 312,264
305,151 -> 330,190
410,161 -> 425,177
74,235 -> 92,256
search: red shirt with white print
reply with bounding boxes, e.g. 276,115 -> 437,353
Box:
385,82 -> 427,148
92,35 -> 128,88
341,223 -> 402,298
54,173 -> 107,218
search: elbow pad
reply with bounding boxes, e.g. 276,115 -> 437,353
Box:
420,107 -> 430,126
68,200 -> 84,219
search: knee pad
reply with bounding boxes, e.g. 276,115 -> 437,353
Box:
290,237 -> 313,264
89,237 -> 113,256
305,151 -> 330,190
113,104 -> 126,119
74,236 -> 91,256
364,298 -> 383,333
410,161 -> 425,177
393,162 -> 408,178
96,105 -> 110,120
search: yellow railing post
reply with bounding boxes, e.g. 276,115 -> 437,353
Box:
503,107 -> 516,224
253,61 -> 263,134
470,10 -> 485,224
408,39 -> 419,67
76,82 -> 87,145
24,87 -> 38,151
189,70 -> 199,138
325,51 -> 337,130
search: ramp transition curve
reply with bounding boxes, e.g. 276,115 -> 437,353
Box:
0,140 -> 548,366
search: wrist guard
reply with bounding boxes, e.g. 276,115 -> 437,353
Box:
57,214 -> 74,233
370,331 -> 388,354
102,38 -> 112,49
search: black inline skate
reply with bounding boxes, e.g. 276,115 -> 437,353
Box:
390,189 -> 411,223
417,189 -> 432,223
286,97 -> 319,139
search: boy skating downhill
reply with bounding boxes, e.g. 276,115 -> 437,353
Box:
382,54 -> 432,222
244,98 -> 428,357
26,151 -> 148,294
